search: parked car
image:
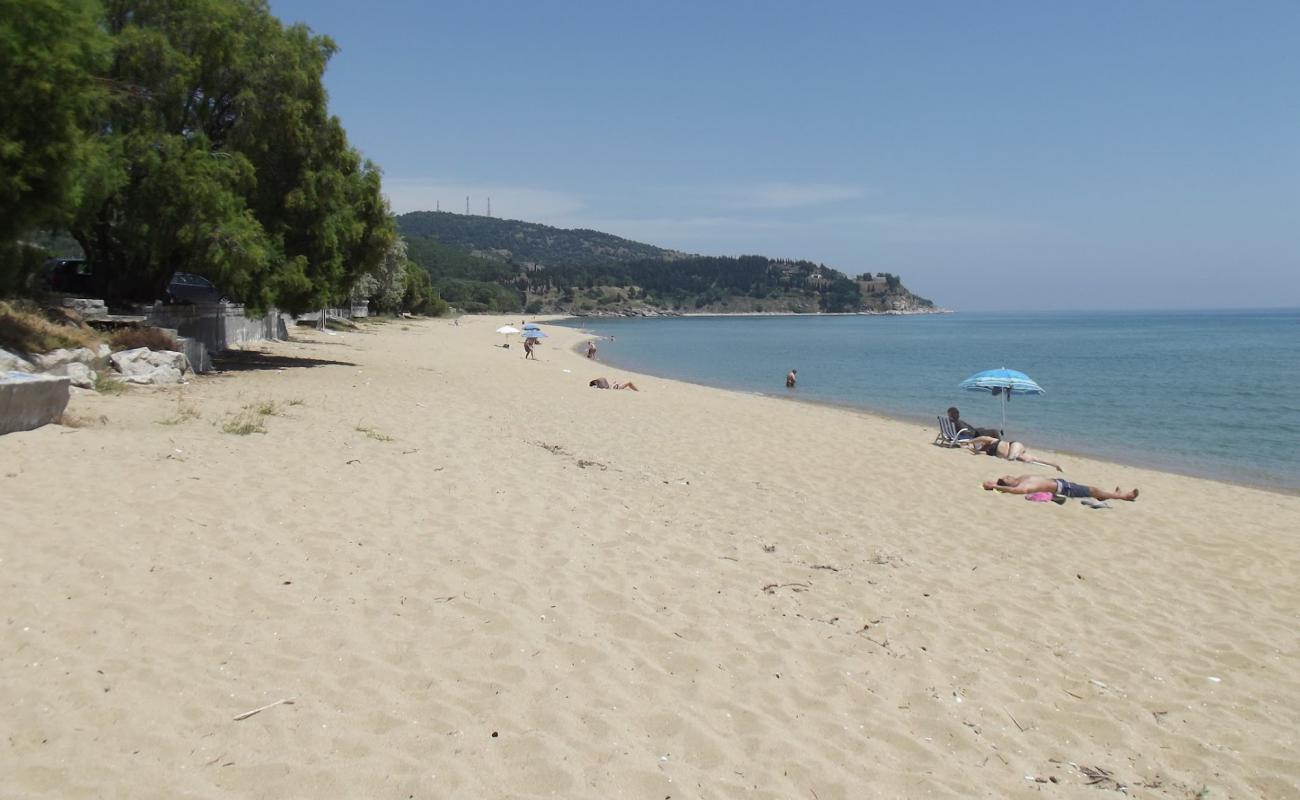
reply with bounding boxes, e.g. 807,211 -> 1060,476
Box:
39,258 -> 94,295
163,272 -> 229,304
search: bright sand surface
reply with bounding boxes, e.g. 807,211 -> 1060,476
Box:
2,315 -> 1298,799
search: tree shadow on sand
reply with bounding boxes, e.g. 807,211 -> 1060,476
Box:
212,349 -> 358,372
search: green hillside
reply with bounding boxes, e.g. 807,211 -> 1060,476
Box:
395,211 -> 936,315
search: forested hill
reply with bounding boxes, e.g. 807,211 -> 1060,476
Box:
395,211 -> 938,316
397,211 -> 684,268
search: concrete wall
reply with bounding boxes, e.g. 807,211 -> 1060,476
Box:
140,304 -> 291,373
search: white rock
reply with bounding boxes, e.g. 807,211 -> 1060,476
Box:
123,366 -> 183,385
32,347 -> 98,370
110,347 -> 190,378
0,347 -> 34,373
49,361 -> 95,389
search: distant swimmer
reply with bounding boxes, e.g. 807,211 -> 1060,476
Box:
983,474 -> 1139,502
786,369 -> 797,388
963,435 -> 1063,471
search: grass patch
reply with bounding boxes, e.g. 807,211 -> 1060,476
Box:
287,398 -> 305,406
109,326 -> 180,352
60,412 -> 107,428
251,399 -> 279,416
93,372 -> 127,395
355,425 -> 394,442
157,405 -> 201,426
0,300 -> 103,355
221,412 -> 266,435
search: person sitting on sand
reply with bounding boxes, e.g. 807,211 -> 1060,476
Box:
983,474 -> 1139,502
786,369 -> 797,388
962,435 -> 1063,472
589,377 -> 638,391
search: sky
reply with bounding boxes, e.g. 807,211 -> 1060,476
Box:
268,0 -> 1299,311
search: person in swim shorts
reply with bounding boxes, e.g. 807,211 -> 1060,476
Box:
982,474 -> 1138,501
962,435 -> 1063,472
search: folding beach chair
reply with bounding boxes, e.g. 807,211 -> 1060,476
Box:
933,416 -> 973,447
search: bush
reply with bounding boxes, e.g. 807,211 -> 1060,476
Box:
109,326 -> 179,352
0,300 -> 103,354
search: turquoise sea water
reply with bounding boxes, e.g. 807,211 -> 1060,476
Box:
557,310 -> 1300,492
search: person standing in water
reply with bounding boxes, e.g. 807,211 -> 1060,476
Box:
786,369 -> 797,388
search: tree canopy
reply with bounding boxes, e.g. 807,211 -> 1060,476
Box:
0,0 -> 108,243
2,0 -> 397,314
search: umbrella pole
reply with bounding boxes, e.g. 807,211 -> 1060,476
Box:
1001,391 -> 1007,437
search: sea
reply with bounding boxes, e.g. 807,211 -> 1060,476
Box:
555,310 -> 1300,493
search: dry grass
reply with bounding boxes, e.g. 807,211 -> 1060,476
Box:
355,425 -> 394,442
157,405 -> 201,426
0,300 -> 103,355
93,372 -> 128,395
219,399 -> 280,435
221,411 -> 266,435
109,326 -> 180,353
59,412 -> 109,428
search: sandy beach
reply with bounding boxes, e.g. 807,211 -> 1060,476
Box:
2,315 -> 1297,799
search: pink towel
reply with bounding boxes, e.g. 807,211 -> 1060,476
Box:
1025,492 -> 1055,502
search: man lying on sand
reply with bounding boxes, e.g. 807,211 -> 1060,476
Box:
589,377 -> 638,391
983,474 -> 1139,501
963,436 -> 1063,471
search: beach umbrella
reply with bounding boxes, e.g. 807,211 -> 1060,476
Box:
522,323 -> 542,331
958,367 -> 1044,437
521,329 -> 548,339
495,325 -> 520,345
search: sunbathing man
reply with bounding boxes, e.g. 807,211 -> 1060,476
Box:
589,377 -> 639,391
962,435 -> 1063,471
983,474 -> 1139,501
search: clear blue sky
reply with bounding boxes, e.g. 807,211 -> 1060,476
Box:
269,0 -> 1299,311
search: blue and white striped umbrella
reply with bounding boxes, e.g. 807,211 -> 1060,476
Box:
521,330 -> 548,339
959,368 -> 1044,436
522,323 -> 542,331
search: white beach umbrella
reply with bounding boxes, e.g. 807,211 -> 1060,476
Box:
495,325 -> 520,345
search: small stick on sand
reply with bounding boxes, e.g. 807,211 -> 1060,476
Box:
233,698 -> 295,721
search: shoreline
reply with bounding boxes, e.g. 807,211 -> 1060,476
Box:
558,317 -> 1300,496
4,314 -> 1298,797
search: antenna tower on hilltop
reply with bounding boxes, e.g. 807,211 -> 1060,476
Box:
487,197 -> 491,217
465,196 -> 470,214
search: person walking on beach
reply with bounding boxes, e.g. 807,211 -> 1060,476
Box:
524,338 -> 536,359
983,474 -> 1139,501
786,369 -> 797,388
586,340 -> 598,359
962,435 -> 1063,471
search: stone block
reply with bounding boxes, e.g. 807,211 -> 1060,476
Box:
1,372 -> 71,435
